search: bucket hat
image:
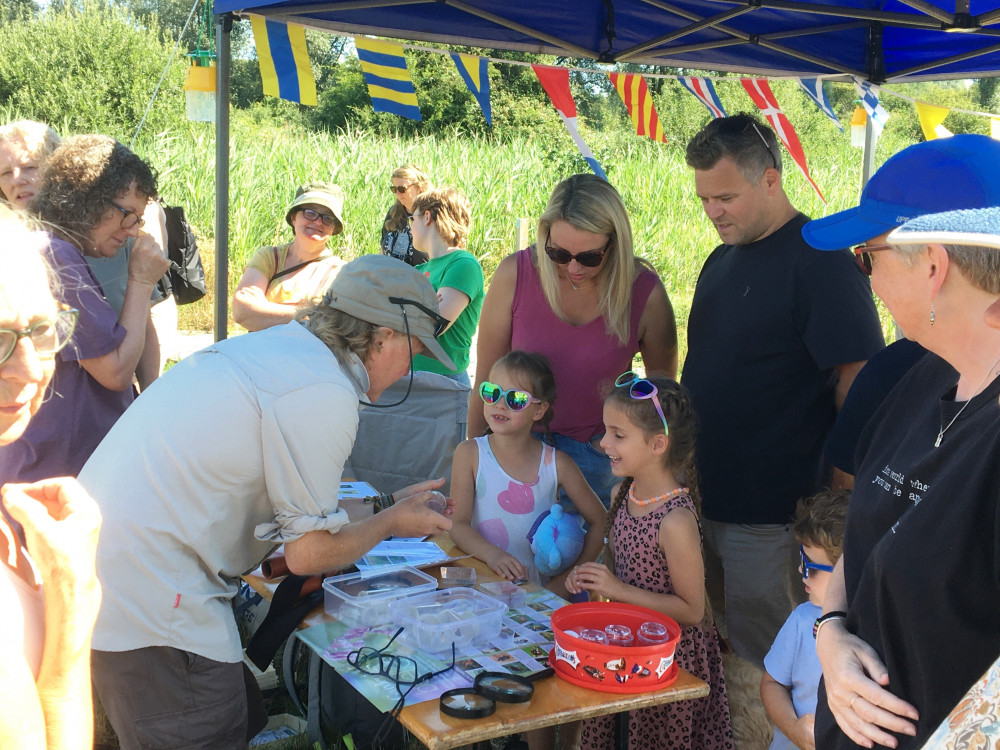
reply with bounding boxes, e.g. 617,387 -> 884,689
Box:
286,182 -> 345,234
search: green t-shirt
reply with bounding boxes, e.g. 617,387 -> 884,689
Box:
413,249 -> 484,376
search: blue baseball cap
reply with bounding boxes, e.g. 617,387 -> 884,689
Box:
803,135 -> 1000,251
888,206 -> 1000,250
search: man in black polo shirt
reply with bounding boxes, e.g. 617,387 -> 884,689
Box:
682,114 -> 885,668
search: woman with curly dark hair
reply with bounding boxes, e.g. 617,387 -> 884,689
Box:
0,134 -> 168,483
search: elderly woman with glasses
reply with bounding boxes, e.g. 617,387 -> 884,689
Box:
381,164 -> 432,266
0,134 -> 169,484
233,182 -> 347,332
470,174 -> 678,508
809,207 -> 1000,750
0,205 -> 104,750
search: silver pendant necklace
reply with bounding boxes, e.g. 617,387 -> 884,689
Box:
935,351 -> 1000,447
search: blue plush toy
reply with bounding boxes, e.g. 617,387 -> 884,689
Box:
527,505 -> 586,577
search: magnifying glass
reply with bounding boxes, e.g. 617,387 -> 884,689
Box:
439,667 -> 555,719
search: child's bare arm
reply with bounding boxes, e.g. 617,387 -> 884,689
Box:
547,452 -> 607,596
761,670 -> 816,750
448,441 -> 528,581
571,507 -> 704,625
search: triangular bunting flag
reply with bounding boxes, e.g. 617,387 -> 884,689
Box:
532,65 -> 607,179
797,78 -> 843,132
677,77 -> 727,119
450,53 -> 491,125
354,37 -> 422,121
609,73 -> 666,143
249,16 -> 317,106
915,101 -> 952,140
741,78 -> 825,202
855,80 -> 891,142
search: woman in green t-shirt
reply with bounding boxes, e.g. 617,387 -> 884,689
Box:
409,186 -> 483,386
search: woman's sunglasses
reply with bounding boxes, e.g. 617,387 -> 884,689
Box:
543,238 -> 609,268
799,545 -> 834,579
479,381 -> 540,411
615,371 -> 669,436
389,185 -> 411,194
852,243 -> 892,276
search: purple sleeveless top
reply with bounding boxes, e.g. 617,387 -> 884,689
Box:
511,248 -> 657,442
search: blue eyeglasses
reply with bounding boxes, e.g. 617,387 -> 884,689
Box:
615,371 -> 668,436
799,545 -> 834,579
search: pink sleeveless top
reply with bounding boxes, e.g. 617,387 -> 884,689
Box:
511,248 -> 658,442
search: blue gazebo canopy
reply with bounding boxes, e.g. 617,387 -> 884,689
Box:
213,0 -> 1000,82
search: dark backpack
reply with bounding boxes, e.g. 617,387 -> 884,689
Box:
158,203 -> 207,305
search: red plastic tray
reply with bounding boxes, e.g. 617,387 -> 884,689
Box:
549,602 -> 681,694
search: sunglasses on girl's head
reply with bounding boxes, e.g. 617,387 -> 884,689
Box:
389,185 -> 410,194
799,545 -> 834,579
615,371 -> 669,436
852,243 -> 892,276
543,238 -> 609,268
479,382 -> 540,411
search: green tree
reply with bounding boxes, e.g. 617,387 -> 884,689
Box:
0,0 -> 187,140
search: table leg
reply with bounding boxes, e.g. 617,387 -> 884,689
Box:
614,710 -> 630,750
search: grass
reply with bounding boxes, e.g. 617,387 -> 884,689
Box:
142,104 -> 913,359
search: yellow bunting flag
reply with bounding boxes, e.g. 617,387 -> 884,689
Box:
609,73 -> 666,143
250,15 -> 316,106
991,118 -> 1000,140
915,101 -> 952,140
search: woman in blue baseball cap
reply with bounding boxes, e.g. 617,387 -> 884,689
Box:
813,206 -> 1000,750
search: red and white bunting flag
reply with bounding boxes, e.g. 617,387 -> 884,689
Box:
740,78 -> 825,202
532,65 -> 607,179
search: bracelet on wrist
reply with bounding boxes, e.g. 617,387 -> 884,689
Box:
813,611 -> 847,640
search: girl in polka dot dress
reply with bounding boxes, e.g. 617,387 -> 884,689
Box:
450,351 -> 607,599
568,373 -> 735,749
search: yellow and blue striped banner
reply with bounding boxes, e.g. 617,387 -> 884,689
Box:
450,53 -> 491,125
355,37 -> 421,121
250,15 -> 316,106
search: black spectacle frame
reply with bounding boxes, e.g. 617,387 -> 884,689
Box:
389,184 -> 410,194
387,296 -> 449,338
110,200 -> 145,230
299,207 -> 337,227
543,237 -> 610,268
348,627 -> 456,745
0,308 -> 79,366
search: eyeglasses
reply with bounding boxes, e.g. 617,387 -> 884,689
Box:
479,381 -> 541,411
389,184 -> 411,195
110,201 -> 145,230
543,237 -> 609,268
749,122 -> 778,171
299,207 -> 337,227
0,308 -> 78,366
387,296 -> 449,338
799,545 -> 834,579
348,627 -> 456,743
615,371 -> 669,436
852,243 -> 892,275
720,118 -> 778,171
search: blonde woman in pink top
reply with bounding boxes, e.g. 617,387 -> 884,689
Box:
471,174 -> 678,507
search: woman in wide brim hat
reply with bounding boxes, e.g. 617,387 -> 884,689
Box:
233,181 -> 347,332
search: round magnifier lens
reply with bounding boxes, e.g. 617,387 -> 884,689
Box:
474,671 -> 535,703
440,688 -> 496,718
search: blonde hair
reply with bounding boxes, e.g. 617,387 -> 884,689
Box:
0,120 -> 61,164
0,204 -> 59,331
536,174 -> 639,344
410,186 -> 472,248
385,164 -> 431,233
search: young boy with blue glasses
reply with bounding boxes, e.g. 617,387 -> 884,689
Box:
761,489 -> 849,750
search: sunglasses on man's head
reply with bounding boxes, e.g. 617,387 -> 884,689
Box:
799,545 -> 834,580
479,381 -> 540,411
615,371 -> 669,436
852,244 -> 892,276
389,185 -> 410,194
543,237 -> 609,268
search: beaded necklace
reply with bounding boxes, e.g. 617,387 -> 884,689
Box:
629,485 -> 689,507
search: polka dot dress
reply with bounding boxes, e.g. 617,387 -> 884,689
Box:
580,490 -> 735,750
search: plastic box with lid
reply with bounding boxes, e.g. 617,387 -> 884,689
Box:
322,566 -> 437,626
393,587 -> 508,654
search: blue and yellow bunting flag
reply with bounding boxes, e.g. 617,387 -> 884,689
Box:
354,37 -> 422,121
450,53 -> 491,125
249,15 -> 316,106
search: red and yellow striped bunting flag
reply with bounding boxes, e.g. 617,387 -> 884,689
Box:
609,73 -> 666,143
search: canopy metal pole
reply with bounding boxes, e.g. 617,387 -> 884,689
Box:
214,13 -> 232,342
861,114 -> 876,188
